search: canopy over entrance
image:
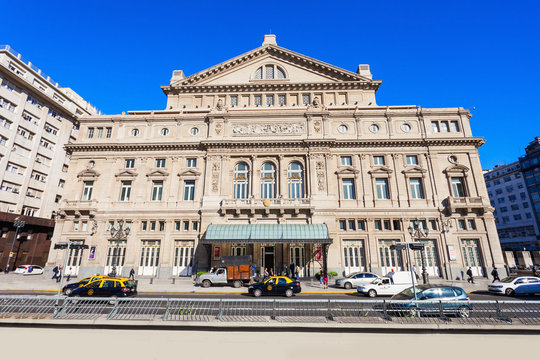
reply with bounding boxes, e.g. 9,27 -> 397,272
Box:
201,224 -> 331,244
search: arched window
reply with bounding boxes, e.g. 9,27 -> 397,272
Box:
288,162 -> 304,199
233,162 -> 250,199
260,162 -> 276,199
253,64 -> 287,80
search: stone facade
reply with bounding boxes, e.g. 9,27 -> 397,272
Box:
46,35 -> 505,280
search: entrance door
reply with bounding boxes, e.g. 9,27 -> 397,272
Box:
378,240 -> 404,274
261,246 -> 275,274
66,240 -> 84,275
413,240 -> 441,277
105,240 -> 126,276
461,239 -> 484,276
290,246 -> 305,276
173,241 -> 194,276
343,240 -> 366,275
138,240 -> 160,276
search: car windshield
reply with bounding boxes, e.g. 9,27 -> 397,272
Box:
499,277 -> 517,283
371,279 -> 382,284
124,280 -> 136,287
393,285 -> 430,300
17,266 -> 26,269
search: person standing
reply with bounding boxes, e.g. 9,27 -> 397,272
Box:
129,266 -> 135,280
466,267 -> 474,284
323,271 -> 329,289
52,265 -> 59,280
289,262 -> 295,279
295,265 -> 300,281
66,266 -> 72,282
491,267 -> 500,283
412,265 -> 420,281
56,266 -> 62,283
264,268 -> 269,280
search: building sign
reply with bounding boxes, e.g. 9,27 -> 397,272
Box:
88,246 -> 96,260
448,245 -> 457,261
213,246 -> 221,260
315,246 -> 322,261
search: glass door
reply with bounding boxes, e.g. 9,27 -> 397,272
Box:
343,240 -> 366,275
290,246 -> 305,277
173,241 -> 194,276
413,240 -> 441,277
461,239 -> 484,276
138,240 -> 160,276
66,240 -> 84,275
105,240 -> 126,276
378,240 -> 404,275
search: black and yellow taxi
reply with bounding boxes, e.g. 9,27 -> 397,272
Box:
248,276 -> 301,297
62,275 -> 106,295
68,277 -> 137,298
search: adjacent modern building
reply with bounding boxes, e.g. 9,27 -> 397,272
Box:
519,138 -> 540,246
46,35 -> 505,280
0,45 -> 99,268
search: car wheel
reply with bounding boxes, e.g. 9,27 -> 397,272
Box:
457,306 -> 470,318
344,282 -> 352,290
64,288 -> 72,296
108,296 -> 118,306
202,280 -> 211,288
253,289 -> 262,297
285,289 -> 293,297
505,288 -> 515,296
367,289 -> 377,298
233,280 -> 242,288
408,306 -> 420,318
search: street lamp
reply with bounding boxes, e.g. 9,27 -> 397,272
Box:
408,220 -> 430,284
109,220 -> 130,275
5,217 -> 25,272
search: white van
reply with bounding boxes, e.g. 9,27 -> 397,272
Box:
357,271 -> 415,297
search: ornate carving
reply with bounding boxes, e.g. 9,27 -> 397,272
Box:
232,123 -> 305,136
316,160 -> 326,191
314,120 -> 321,133
215,122 -> 223,135
216,99 -> 225,111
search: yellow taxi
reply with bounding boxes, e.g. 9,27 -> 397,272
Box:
248,276 -> 301,297
62,275 -> 106,295
68,277 -> 137,298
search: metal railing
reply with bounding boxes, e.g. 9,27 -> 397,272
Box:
1,296 -> 540,325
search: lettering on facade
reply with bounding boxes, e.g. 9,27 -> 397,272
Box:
232,122 -> 305,136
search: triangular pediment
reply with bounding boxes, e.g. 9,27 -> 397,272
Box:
170,45 -> 377,88
146,170 -> 169,178
77,168 -> 100,178
401,165 -> 427,174
368,166 -> 393,175
443,164 -> 469,174
335,166 -> 360,175
115,170 -> 138,178
177,169 -> 201,178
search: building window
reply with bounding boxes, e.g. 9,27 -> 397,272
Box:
401,123 -> 411,132
88,128 -> 94,138
120,181 -> 131,201
184,180 -> 195,201
125,159 -> 135,168
141,221 -> 147,231
82,181 -> 93,200
183,221 -> 189,231
230,95 -> 238,107
369,124 -> 379,133
406,155 -> 418,165
458,219 -> 466,230
513,214 -> 522,221
156,159 -> 166,168
467,219 -> 476,230
440,121 -> 449,132
189,127 -> 199,136
260,162 -> 276,199
233,162 -> 250,199
278,94 -> 286,106
347,220 -> 356,230
159,221 -> 165,232
150,221 -> 156,231
187,158 -> 197,168
131,129 -> 139,136
340,156 -> 352,166
374,220 -> 382,230
175,221 -> 180,231
373,156 -> 385,166
254,95 -> 262,106
288,162 -> 304,199
450,121 -> 460,132
266,95 -> 274,106
302,94 -> 311,105
96,128 -> 103,138
73,221 -> 79,231
339,220 -> 346,230
451,177 -> 466,197
338,124 -> 348,133
106,127 -> 112,138
161,128 -> 169,136
81,221 -> 88,231
357,220 -> 366,230
497,198 -> 505,204
410,178 -> 424,199
376,179 -> 390,199
254,64 -> 286,80
193,221 -> 198,231
342,179 -> 356,200
151,181 -> 163,201
431,122 -> 439,133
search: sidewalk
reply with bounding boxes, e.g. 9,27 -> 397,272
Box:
0,273 -> 491,294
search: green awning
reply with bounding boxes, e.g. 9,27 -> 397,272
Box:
202,224 -> 331,244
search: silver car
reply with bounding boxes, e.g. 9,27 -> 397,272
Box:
335,272 -> 379,289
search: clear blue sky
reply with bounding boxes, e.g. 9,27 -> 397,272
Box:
2,0 -> 538,169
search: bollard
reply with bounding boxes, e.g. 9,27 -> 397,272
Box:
172,278 -> 175,284
150,277 -> 153,285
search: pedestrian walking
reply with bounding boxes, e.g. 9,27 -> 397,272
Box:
319,272 -> 324,286
295,265 -> 300,281
466,267 -> 474,284
4,264 -> 10,274
52,265 -> 59,280
129,266 -> 135,280
269,268 -> 274,277
264,268 -> 269,280
289,262 -> 295,279
56,266 -> 62,283
412,265 -> 420,281
323,271 -> 329,289
66,266 -> 72,282
491,267 -> 500,283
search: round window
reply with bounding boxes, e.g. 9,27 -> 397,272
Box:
131,129 -> 139,137
338,124 -> 348,133
401,123 -> 411,132
370,124 -> 379,133
161,128 -> 169,136
89,160 -> 95,168
190,127 -> 199,136
449,155 -> 458,163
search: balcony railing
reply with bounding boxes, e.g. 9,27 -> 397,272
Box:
445,196 -> 490,214
221,197 -> 313,214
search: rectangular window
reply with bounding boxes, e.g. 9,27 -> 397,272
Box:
374,220 -> 382,230
151,181 -> 163,201
302,94 -> 311,105
159,221 -> 165,232
440,121 -> 449,132
193,221 -> 198,231
508,194 -> 516,201
82,181 -> 93,200
266,95 -> 274,106
511,204 -> 519,211
141,221 -> 147,231
184,180 -> 195,201
340,156 -> 352,166
451,177 -> 466,197
392,220 -> 401,231
467,219 -> 476,230
175,221 -> 181,231
431,122 -> 439,133
383,220 -> 391,230
373,156 -> 385,166
150,221 -> 156,231
339,220 -> 346,230
523,202 -> 529,208
106,127 -> 112,138
458,219 -> 466,230
96,128 -> 103,138
73,221 -> 79,231
406,155 -> 418,165
342,179 -> 356,200
450,121 -> 460,132
409,178 -> 424,199
187,158 -> 197,168
254,95 -> 262,106
429,220 -> 438,231
125,159 -> 135,168
88,128 -> 94,138
498,198 -> 505,204
156,159 -> 166,168
230,95 -> 238,107
82,221 -> 88,231
183,221 -> 189,231
347,220 -> 356,230
278,94 -> 286,106
357,220 -> 366,230
513,214 -> 522,221
376,179 -> 390,199
120,181 -> 131,201
500,207 -> 508,213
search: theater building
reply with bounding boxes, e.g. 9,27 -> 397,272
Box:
46,35 -> 505,280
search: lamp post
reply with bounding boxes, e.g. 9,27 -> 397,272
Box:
109,220 -> 130,276
5,217 -> 25,272
408,220 -> 430,284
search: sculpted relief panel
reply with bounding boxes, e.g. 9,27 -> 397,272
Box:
232,122 -> 305,136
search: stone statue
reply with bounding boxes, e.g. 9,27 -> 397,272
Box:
216,99 -> 224,111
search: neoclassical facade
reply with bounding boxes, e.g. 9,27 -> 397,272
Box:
46,35 -> 505,280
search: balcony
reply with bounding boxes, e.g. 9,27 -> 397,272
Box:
60,199 -> 98,216
444,196 -> 492,215
221,197 -> 314,216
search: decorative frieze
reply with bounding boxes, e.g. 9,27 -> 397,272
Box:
231,122 -> 305,136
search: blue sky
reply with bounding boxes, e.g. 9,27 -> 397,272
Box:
2,0 -> 538,169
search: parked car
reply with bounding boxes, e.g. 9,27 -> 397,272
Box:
68,278 -> 137,299
389,285 -> 471,318
62,275 -> 106,295
335,272 -> 379,289
488,276 -> 540,296
248,276 -> 301,297
357,271 -> 414,297
13,265 -> 43,275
